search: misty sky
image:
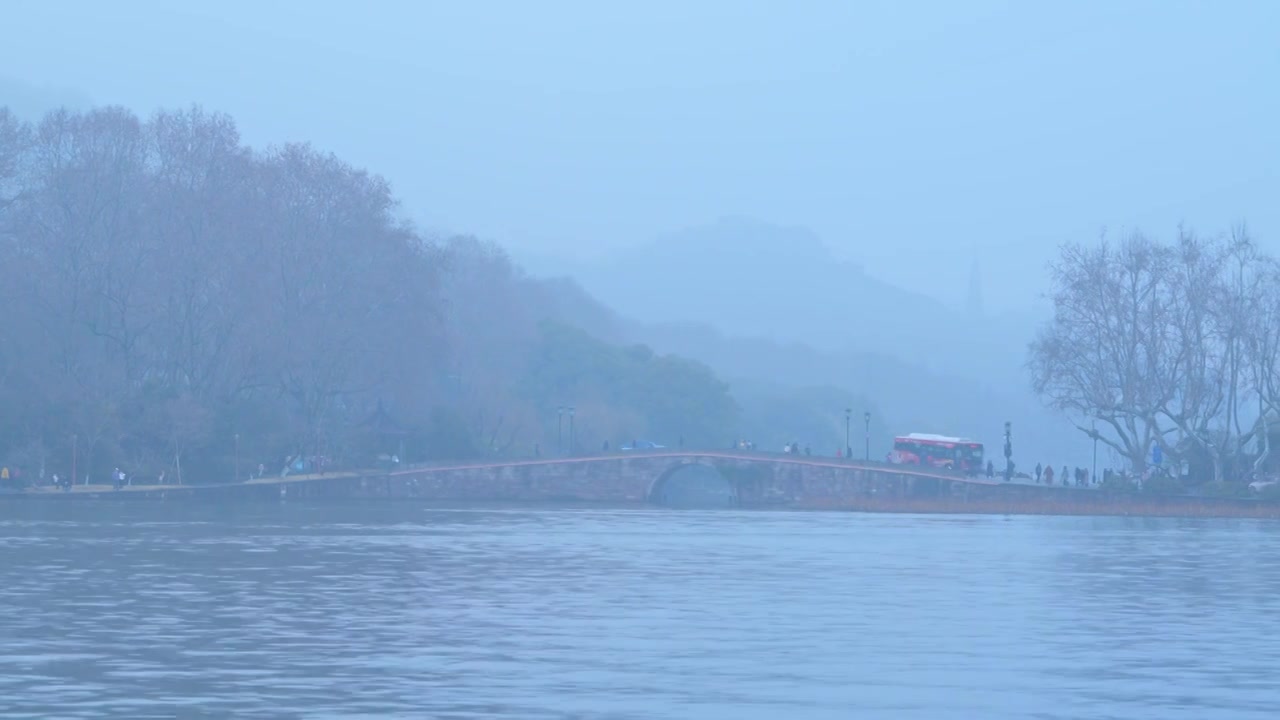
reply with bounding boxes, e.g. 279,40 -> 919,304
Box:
3,0 -> 1277,311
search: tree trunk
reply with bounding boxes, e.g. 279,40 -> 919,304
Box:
1255,411 -> 1271,476
1129,447 -> 1146,476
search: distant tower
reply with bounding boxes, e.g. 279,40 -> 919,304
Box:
966,253 -> 984,318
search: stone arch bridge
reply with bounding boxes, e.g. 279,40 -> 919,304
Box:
257,451 -> 1003,508
29,451 -> 1280,519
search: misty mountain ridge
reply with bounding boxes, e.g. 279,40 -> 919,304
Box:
627,320 -> 1084,467
518,217 -> 1082,464
522,216 -> 1044,383
312,224 -> 1079,464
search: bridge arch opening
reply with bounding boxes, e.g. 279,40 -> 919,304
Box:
649,462 -> 736,508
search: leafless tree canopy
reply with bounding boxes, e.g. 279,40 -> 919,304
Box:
1030,228 -> 1280,481
0,105 -> 738,483
0,105 -> 443,480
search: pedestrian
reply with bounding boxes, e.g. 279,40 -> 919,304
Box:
1035,462 -> 1043,483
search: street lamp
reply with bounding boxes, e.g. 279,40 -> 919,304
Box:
567,406 -> 576,456
1003,421 -> 1013,481
557,407 -> 566,455
234,433 -> 241,484
71,433 -> 78,487
1091,419 -> 1098,483
844,408 -> 852,459
864,411 -> 871,461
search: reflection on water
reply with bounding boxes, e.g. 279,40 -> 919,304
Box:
1,502 -> 1278,718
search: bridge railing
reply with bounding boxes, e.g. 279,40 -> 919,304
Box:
376,446 -> 976,482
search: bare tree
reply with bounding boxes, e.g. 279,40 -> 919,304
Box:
0,110 -> 32,450
1030,233 -> 1173,471
3,109 -> 153,467
146,393 -> 212,484
0,108 -> 28,211
144,106 -> 259,401
1248,258 -> 1280,472
0,101 -> 713,482
252,144 -> 431,458
434,237 -> 544,453
1206,229 -> 1267,477
1033,226 -> 1276,482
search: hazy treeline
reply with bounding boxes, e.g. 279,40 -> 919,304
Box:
1031,229 -> 1280,482
0,105 -> 735,482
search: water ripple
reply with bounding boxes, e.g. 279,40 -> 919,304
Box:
1,503 -> 1277,718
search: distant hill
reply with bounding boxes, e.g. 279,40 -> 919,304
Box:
556,216 -> 1042,383
627,320 -> 1085,468
522,217 -> 1089,467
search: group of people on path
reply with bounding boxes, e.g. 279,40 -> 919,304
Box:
0,465 -> 132,491
783,442 -> 810,456
981,460 -> 1097,487
1033,462 -> 1092,487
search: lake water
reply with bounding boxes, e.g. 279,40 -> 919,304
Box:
1,502 -> 1277,719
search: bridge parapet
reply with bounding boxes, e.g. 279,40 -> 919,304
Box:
373,450 -> 967,507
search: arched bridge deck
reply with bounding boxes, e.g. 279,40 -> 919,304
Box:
365,450 -> 995,506
386,451 -> 979,483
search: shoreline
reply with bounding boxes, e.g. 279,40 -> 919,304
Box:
5,483 -> 1278,520
790,495 -> 1280,520
3,454 -> 1276,521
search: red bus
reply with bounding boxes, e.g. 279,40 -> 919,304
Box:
888,433 -> 984,474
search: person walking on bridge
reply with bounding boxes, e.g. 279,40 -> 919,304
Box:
1044,465 -> 1055,486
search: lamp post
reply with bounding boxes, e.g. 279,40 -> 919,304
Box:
844,408 -> 852,459
557,407 -> 565,455
567,406 -> 576,456
234,433 -> 241,484
1091,419 -> 1098,483
71,433 -> 77,487
1003,421 -> 1013,482
864,411 -> 871,461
